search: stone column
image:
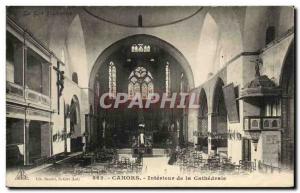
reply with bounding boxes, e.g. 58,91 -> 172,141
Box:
183,111 -> 188,145
23,46 -> 27,90
50,122 -> 53,156
66,117 -> 71,153
207,112 -> 213,155
24,119 -> 30,165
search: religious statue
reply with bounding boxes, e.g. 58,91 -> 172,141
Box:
251,58 -> 263,77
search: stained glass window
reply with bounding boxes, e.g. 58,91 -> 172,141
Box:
131,44 -> 151,53
128,82 -> 134,97
108,61 -> 116,97
128,66 -> 153,99
148,82 -> 154,95
142,83 -> 148,99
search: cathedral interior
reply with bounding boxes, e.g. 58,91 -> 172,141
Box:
6,6 -> 295,176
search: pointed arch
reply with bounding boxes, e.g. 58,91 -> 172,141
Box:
197,88 -> 208,152
212,77 -> 226,116
199,88 -> 208,117
279,39 -> 295,168
279,39 -> 295,92
70,95 -> 81,137
89,34 -> 194,106
69,95 -> 82,152
211,77 -> 228,150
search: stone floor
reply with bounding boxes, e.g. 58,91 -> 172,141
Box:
25,148 -> 287,178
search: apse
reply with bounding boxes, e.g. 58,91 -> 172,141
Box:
91,36 -> 190,149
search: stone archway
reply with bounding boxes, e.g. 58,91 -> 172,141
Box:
197,88 -> 208,153
88,34 -> 194,149
88,34 -> 194,107
69,95 -> 82,152
279,40 -> 295,169
211,78 -> 228,153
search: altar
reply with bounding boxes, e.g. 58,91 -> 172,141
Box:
132,124 -> 153,156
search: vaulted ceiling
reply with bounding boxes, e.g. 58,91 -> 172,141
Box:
84,6 -> 203,27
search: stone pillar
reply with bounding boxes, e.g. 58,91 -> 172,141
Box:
66,117 -> 71,152
281,94 -> 294,168
24,119 -> 30,165
207,112 -> 213,155
50,122 -> 53,156
84,114 -> 89,150
183,111 -> 188,145
23,46 -> 27,90
84,113 -> 94,151
280,95 -> 288,168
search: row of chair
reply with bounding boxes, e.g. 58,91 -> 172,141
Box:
175,149 -> 256,174
105,157 -> 143,174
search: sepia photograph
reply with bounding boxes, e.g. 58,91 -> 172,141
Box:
5,5 -> 295,188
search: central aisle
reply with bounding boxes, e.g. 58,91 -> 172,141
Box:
118,152 -> 181,176
142,156 -> 180,175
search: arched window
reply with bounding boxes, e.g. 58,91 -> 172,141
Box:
266,26 -> 276,45
128,66 -> 153,99
138,14 -> 143,27
108,61 -> 116,97
70,96 -> 80,134
165,62 -> 171,96
72,72 -> 78,84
